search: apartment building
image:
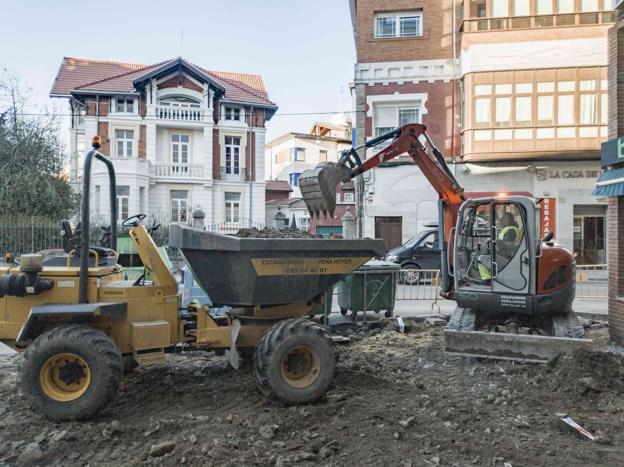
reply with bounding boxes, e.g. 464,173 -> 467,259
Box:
265,116 -> 353,198
349,0 -> 613,262
459,0 -> 614,264
265,117 -> 355,236
50,57 -> 277,230
349,0 -> 461,248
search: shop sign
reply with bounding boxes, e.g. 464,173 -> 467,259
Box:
601,136 -> 624,169
536,169 -> 600,180
540,198 -> 556,238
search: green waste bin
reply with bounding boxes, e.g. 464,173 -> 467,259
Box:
337,260 -> 399,318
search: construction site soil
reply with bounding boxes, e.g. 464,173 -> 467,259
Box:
235,228 -> 316,239
1,324 -> 623,466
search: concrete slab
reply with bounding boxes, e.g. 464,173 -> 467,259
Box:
445,329 -> 592,363
0,342 -> 16,356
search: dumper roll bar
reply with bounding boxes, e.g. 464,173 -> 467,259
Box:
79,138 -> 117,303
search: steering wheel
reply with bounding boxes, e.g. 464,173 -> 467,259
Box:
122,213 -> 146,228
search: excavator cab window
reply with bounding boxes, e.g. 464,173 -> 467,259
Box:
455,200 -> 530,294
455,202 -> 493,288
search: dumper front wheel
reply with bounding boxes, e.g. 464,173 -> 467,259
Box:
18,325 -> 123,421
253,318 -> 336,404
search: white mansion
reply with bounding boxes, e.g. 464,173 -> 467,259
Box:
51,56 -> 277,229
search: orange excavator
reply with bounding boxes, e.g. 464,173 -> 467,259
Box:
300,124 -> 588,362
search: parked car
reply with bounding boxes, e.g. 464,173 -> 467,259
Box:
383,227 -> 440,284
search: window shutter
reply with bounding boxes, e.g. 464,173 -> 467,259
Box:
374,105 -> 396,129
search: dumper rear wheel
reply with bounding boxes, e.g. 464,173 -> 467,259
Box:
253,318 -> 336,404
18,325 -> 122,421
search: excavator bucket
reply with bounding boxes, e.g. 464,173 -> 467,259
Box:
299,162 -> 352,217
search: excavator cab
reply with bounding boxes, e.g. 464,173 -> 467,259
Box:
453,197 -> 535,306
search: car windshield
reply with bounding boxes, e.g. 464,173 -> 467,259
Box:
402,231 -> 430,249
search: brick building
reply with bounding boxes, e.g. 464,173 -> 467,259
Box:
459,0 -> 614,263
594,0 -> 624,347
350,0 -> 614,260
349,0 -> 461,248
50,57 -> 277,231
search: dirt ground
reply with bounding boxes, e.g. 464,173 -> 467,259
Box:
235,228 -> 316,239
1,323 -> 623,466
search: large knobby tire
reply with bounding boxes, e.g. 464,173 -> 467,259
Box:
18,324 -> 123,421
253,318 -> 336,404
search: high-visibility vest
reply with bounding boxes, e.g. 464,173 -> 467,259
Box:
498,225 -> 519,241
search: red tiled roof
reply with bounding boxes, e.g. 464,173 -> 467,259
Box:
51,57 -> 276,107
266,180 -> 293,192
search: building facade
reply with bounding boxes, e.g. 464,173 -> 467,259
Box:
50,57 -> 277,231
461,0 -> 614,263
594,0 -> 624,346
265,117 -> 353,198
349,0 -> 613,261
265,118 -> 355,236
349,0 -> 461,248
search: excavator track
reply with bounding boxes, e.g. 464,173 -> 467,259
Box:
444,308 -> 590,363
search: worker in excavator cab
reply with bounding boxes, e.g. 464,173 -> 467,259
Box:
498,211 -> 520,245
477,211 -> 521,282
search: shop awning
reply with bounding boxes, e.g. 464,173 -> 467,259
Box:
593,167 -> 624,196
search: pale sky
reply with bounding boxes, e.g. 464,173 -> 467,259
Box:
1,0 -> 355,142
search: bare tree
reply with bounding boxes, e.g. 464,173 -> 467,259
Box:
0,67 -> 77,219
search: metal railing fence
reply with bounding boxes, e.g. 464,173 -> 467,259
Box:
0,220 -> 63,257
575,264 -> 608,299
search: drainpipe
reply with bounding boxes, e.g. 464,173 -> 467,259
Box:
248,106 -> 254,227
451,0 -> 457,159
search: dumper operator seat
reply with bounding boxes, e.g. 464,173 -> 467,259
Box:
57,220 -> 117,267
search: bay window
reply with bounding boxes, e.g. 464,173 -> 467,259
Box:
470,67 -> 607,142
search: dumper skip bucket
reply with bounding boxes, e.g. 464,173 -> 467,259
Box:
169,225 -> 386,307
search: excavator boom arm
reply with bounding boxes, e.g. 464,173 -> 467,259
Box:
299,124 -> 464,244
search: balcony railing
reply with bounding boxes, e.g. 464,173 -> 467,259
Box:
152,163 -> 204,179
464,11 -> 615,32
156,105 -> 204,122
220,166 -> 248,182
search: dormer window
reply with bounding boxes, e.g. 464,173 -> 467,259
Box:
225,106 -> 241,121
115,97 -> 134,113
